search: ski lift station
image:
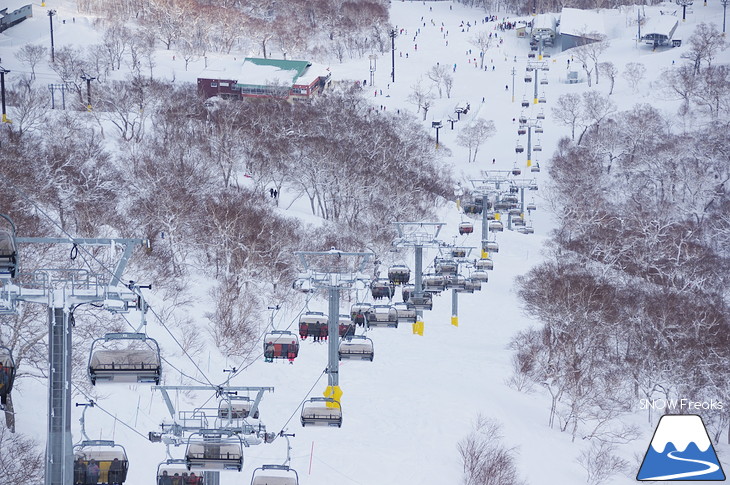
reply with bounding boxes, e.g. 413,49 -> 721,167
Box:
557,8 -> 606,51
641,16 -> 679,47
531,14 -> 557,45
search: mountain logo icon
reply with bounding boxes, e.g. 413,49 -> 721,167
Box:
637,414 -> 726,481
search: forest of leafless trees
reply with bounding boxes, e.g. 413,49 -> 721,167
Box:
75,0 -> 391,62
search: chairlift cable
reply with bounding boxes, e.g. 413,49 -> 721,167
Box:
278,369 -> 327,433
4,180 -> 218,388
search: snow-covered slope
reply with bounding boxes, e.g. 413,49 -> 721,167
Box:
2,0 -> 729,484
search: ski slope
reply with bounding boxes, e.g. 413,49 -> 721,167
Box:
2,0 -> 729,483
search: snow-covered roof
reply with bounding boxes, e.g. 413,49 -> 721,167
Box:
642,16 -> 679,37
296,62 -> 330,86
559,7 -> 606,39
238,58 -> 309,87
533,14 -> 557,31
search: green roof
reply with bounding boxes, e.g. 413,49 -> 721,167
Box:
244,58 -> 311,78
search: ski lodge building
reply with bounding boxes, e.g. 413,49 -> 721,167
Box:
558,8 -> 606,51
197,58 -> 331,102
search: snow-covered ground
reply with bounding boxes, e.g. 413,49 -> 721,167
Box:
2,0 -> 729,483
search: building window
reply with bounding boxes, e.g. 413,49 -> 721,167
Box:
211,82 -> 218,88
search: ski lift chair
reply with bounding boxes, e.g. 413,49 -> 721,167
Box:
518,127 -> 527,135
513,216 -> 526,227
423,274 -> 447,292
451,248 -> 467,258
434,259 -> 458,275
464,278 -> 482,292
393,301 -> 416,324
338,335 -> 375,361
301,397 -> 342,427
530,163 -> 541,173
485,240 -> 499,253
540,77 -> 548,85
488,220 -> 504,232
74,440 -> 129,484
512,165 -> 522,176
0,347 -> 15,405
338,314 -> 355,337
350,303 -> 372,327
88,333 -> 161,385
251,464 -> 300,485
156,459 -> 192,485
263,330 -> 300,363
401,285 -> 415,302
521,97 -> 529,108
185,434 -> 244,471
446,275 -> 467,291
535,126 -> 544,134
527,200 -> 537,211
409,292 -> 433,311
218,396 -> 259,420
524,73 -> 532,82
458,222 -> 474,235
475,257 -> 494,271
367,305 -> 398,328
538,94 -> 546,103
387,264 -> 411,285
462,202 -> 483,215
533,142 -> 543,152
537,110 -> 545,120
471,270 -> 489,282
370,278 -> 395,300
299,311 -> 326,340
515,143 -> 524,153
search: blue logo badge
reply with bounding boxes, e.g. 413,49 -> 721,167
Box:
637,414 -> 725,481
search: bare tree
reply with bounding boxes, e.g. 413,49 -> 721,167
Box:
7,76 -> 47,137
470,31 -> 493,69
577,442 -> 628,485
551,93 -> 582,140
407,77 -> 431,113
0,427 -> 44,483
599,62 -> 617,95
14,44 -> 47,81
444,72 -> 454,98
427,63 -> 449,98
456,118 -> 496,163
661,64 -> 699,116
623,62 -> 646,92
458,415 -> 527,485
682,22 -> 727,74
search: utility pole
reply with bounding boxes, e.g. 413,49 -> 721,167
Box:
390,29 -> 397,83
511,67 -> 516,103
294,249 -> 372,410
392,222 -> 445,336
0,67 -> 10,123
80,73 -> 96,111
369,54 -> 377,87
722,0 -> 729,34
48,10 -> 56,63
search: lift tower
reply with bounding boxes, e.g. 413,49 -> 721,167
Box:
392,222 -> 445,336
294,249 -> 372,410
0,223 -> 147,485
